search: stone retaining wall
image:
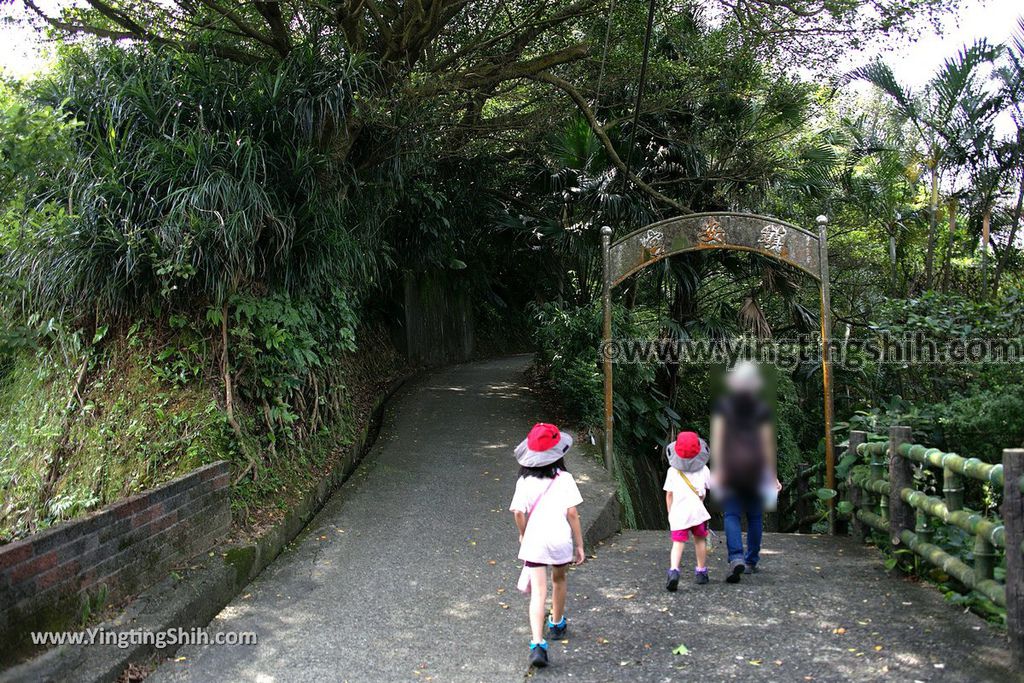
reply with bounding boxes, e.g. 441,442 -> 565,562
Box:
0,462 -> 231,661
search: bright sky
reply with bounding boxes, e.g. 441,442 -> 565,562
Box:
877,0 -> 1022,87
1,0 -> 1022,87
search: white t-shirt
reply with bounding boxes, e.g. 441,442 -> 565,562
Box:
510,472 -> 583,565
663,466 -> 712,531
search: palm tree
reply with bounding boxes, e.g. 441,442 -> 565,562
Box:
992,18 -> 1024,292
831,106 -> 920,294
851,40 -> 1001,289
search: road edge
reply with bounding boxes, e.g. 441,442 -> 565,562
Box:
1,372 -> 418,683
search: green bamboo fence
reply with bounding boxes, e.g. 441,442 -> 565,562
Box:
777,461 -> 825,533
843,426 -> 1024,668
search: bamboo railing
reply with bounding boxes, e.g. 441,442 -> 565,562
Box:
776,460 -> 825,533
842,426 -> 1024,668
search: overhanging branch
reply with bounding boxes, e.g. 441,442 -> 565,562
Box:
530,71 -> 693,216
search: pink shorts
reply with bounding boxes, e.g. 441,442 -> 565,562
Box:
671,522 -> 708,542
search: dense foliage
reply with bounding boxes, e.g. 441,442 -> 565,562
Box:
0,0 -> 1022,619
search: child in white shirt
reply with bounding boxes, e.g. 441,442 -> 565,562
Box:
663,431 -> 712,590
509,423 -> 585,669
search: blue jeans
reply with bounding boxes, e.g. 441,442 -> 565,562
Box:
723,492 -> 763,566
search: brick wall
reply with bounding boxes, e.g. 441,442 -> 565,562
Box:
0,461 -> 231,660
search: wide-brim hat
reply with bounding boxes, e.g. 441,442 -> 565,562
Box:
515,423 -> 573,467
666,437 -> 710,473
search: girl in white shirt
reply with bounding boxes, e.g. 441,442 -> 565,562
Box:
509,423 -> 585,669
663,431 -> 712,590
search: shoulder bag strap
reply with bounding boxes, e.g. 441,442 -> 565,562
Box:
676,469 -> 702,498
526,473 -> 560,523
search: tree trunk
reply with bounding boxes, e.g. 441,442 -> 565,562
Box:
889,231 -> 898,295
981,207 -> 991,299
221,303 -> 243,440
40,356 -> 91,506
994,174 -> 1024,292
925,165 -> 938,289
941,197 -> 957,293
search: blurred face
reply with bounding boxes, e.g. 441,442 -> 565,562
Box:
726,362 -> 763,394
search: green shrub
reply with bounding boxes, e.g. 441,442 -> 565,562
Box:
3,44 -> 390,319
939,386 -> 1024,461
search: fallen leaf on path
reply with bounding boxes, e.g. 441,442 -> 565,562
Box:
621,593 -> 636,600
597,637 -> 610,645
487,560 -> 497,565
874,646 -> 883,651
832,627 -> 846,635
498,602 -> 509,609
672,643 -> 690,656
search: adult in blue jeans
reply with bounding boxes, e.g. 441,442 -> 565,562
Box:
711,361 -> 780,584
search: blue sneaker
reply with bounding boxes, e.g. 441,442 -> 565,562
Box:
529,641 -> 549,668
547,616 -> 567,640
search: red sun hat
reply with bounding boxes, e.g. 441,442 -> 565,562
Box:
527,423 -> 561,452
674,431 -> 701,458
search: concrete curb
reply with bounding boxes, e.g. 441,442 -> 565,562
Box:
1,372 -> 417,683
569,445 -> 623,550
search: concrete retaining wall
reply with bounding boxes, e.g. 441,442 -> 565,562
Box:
403,271 -> 474,366
567,445 -> 623,549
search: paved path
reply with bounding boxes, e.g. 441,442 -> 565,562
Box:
153,356 -> 615,682
549,531 -> 1011,682
153,356 -> 1012,682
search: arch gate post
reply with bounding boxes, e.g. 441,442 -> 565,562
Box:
600,212 -> 836,531
817,215 -> 837,533
601,225 -> 614,472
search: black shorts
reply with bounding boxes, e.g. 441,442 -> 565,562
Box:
524,561 -> 569,568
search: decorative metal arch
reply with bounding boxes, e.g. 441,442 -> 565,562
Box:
600,212 -> 837,530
